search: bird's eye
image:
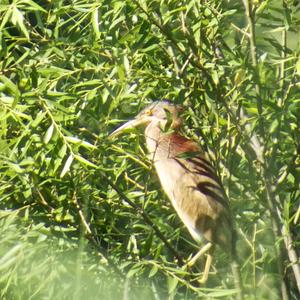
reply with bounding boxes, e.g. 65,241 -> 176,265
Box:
144,109 -> 153,116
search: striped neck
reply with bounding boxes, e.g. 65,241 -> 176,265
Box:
144,123 -> 199,160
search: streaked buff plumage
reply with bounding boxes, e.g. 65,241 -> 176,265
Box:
144,114 -> 233,252
109,101 -> 241,292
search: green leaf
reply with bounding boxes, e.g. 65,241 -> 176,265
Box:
31,111 -> 46,128
74,155 -> 97,168
8,162 -> 24,174
0,244 -> 23,271
296,58 -> 300,76
0,75 -> 20,105
11,7 -> 29,39
22,0 -> 47,12
65,136 -> 97,150
167,276 -> 178,294
148,265 -> 158,278
44,124 -> 54,144
60,154 -> 74,178
126,265 -> 142,278
92,7 -> 100,40
206,289 -> 238,297
0,5 -> 12,31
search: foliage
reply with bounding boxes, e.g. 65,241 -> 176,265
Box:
0,0 -> 299,299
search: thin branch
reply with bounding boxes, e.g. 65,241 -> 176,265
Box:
72,191 -> 92,235
243,1 -> 258,68
243,0 -> 264,138
281,211 -> 300,293
242,1 -> 290,299
230,23 -> 250,38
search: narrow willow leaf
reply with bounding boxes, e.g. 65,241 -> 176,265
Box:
268,26 -> 285,33
54,144 -> 67,173
74,80 -> 102,88
296,58 -> 300,76
167,276 -> 178,294
31,111 -> 46,128
64,136 -> 81,143
92,7 -> 100,40
0,6 -> 12,31
38,66 -> 72,76
123,55 -> 130,74
206,289 -> 237,297
60,154 -> 74,178
65,136 -> 97,149
0,244 -> 22,266
126,266 -> 141,278
74,155 -> 97,168
148,265 -> 158,278
8,162 -> 24,174
19,157 -> 35,166
0,75 -> 20,103
109,16 -> 125,30
26,0 -> 47,12
58,144 -> 67,158
44,124 -> 54,144
11,7 -> 29,40
221,9 -> 237,16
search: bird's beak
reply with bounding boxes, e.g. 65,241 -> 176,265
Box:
109,116 -> 151,139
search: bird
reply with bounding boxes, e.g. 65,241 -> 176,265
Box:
109,101 -> 243,297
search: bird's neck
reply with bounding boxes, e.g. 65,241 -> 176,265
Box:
144,123 -> 199,160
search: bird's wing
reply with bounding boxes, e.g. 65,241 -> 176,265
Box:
169,137 -> 233,249
171,134 -> 230,210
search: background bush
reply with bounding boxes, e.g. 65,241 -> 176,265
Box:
0,0 -> 299,299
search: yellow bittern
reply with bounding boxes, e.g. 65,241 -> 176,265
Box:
110,101 -> 242,297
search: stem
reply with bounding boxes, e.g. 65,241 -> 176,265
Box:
280,19 -> 287,97
243,1 -> 290,299
252,224 -> 257,297
243,1 -> 258,67
263,176 -> 289,300
243,0 -> 264,138
282,224 -> 300,293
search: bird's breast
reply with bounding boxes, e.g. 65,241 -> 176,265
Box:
154,158 -> 182,201
153,158 -> 203,242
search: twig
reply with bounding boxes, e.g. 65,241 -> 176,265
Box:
230,23 -> 250,38
72,191 -> 92,235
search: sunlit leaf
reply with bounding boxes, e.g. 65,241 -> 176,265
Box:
167,276 -> 178,294
74,155 -> 97,168
65,136 -> 97,149
60,154 -> 74,178
11,7 -> 29,39
44,124 -> 54,144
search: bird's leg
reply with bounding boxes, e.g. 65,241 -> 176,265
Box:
186,242 -> 213,267
184,242 -> 213,284
198,252 -> 213,284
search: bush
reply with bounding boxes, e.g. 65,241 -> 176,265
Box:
0,0 -> 299,299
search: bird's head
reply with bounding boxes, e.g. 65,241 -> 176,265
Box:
109,101 -> 183,138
